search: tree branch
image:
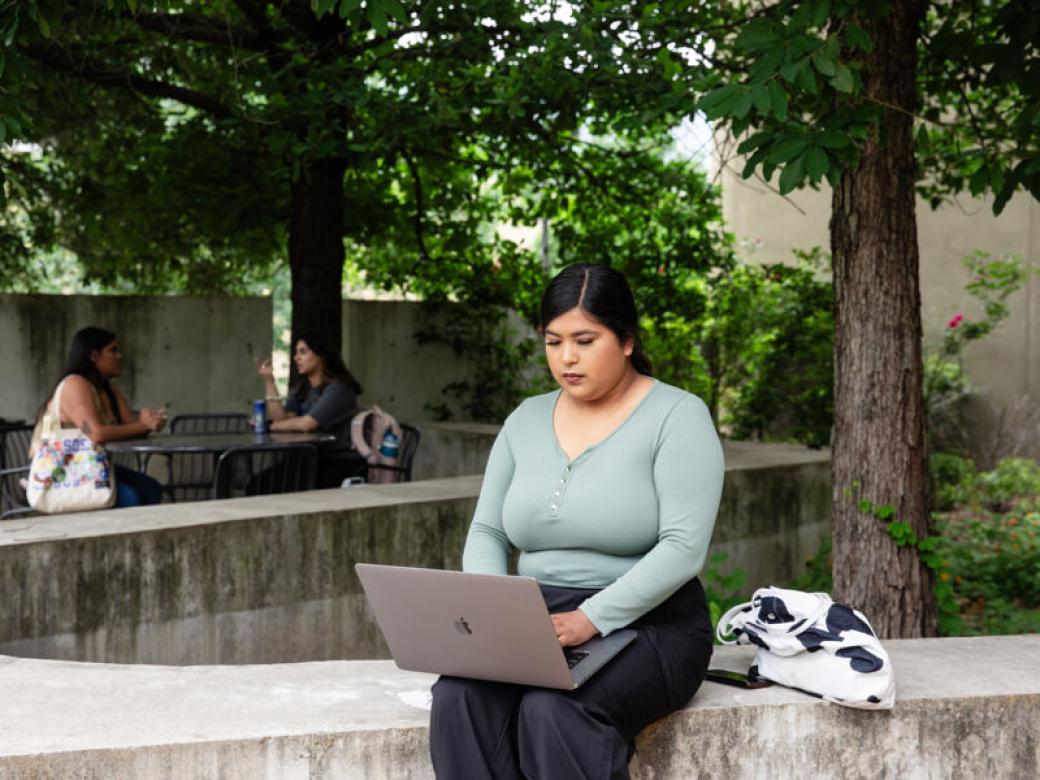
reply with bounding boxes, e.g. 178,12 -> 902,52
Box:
232,0 -> 273,33
25,45 -> 234,119
132,11 -> 286,51
402,151 -> 432,262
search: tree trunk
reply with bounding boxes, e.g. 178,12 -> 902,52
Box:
829,0 -> 936,638
288,156 -> 349,355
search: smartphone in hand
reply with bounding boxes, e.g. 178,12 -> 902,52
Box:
704,668 -> 773,689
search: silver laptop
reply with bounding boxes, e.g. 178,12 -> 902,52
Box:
355,563 -> 637,690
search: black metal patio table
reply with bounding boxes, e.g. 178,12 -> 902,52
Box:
106,432 -> 336,501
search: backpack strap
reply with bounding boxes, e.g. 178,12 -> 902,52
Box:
350,408 -> 375,460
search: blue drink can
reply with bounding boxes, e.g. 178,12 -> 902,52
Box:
252,399 -> 268,434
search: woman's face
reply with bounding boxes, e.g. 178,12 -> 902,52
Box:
91,340 -> 123,379
544,307 -> 632,403
294,340 -> 324,378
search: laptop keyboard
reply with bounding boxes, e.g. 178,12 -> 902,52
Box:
564,650 -> 589,669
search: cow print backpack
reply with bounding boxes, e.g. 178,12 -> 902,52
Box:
716,586 -> 896,709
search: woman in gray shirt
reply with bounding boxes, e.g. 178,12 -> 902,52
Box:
256,332 -> 366,488
430,265 -> 724,779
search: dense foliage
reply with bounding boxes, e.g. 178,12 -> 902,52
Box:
797,454 -> 1040,636
700,0 -> 1039,208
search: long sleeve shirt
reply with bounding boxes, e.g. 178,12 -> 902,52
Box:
462,380 -> 725,636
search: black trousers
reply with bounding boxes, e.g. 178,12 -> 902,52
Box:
429,578 -> 713,780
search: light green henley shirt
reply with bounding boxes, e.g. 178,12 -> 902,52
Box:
462,380 -> 725,636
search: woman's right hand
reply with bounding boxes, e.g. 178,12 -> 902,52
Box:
138,407 -> 166,433
255,357 -> 275,383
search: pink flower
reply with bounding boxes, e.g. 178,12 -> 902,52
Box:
948,314 -> 964,329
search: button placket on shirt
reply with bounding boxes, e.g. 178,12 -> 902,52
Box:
548,462 -> 574,517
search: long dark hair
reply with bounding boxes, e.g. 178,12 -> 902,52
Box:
540,263 -> 653,376
293,331 -> 363,403
41,326 -> 123,423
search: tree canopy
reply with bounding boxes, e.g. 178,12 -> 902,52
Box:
0,0 -> 732,337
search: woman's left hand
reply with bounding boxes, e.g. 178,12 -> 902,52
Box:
551,609 -> 599,646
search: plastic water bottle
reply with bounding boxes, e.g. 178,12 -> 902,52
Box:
379,429 -> 400,460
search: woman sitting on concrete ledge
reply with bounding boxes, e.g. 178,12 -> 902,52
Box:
430,264 -> 725,779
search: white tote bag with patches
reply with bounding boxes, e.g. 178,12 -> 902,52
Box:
716,586 -> 896,709
26,378 -> 116,514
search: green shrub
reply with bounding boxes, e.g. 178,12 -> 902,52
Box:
793,534 -> 833,593
934,507 -> 1040,608
930,451 -> 977,510
702,551 -> 748,644
976,458 -> 1040,510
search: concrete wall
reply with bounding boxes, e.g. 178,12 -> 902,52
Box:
0,442 -> 829,665
0,295 -> 272,422
720,167 -> 1040,457
411,421 -> 502,480
0,481 -> 475,665
343,299 -> 534,424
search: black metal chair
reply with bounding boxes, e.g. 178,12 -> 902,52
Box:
151,413 -> 252,501
170,413 -> 251,434
212,443 -> 318,499
367,423 -> 422,483
0,421 -> 34,520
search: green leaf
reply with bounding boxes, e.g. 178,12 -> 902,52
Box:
737,131 -> 773,155
698,85 -> 742,120
768,80 -> 789,120
847,23 -> 872,52
0,52 -> 5,80
379,0 -> 408,24
127,0 -> 138,12
858,498 -> 873,513
795,63 -> 818,94
311,0 -> 337,18
875,504 -> 895,519
0,120 -> 6,146
811,0 -> 831,27
831,63 -> 854,93
780,60 -> 802,83
812,51 -> 837,77
766,135 -> 810,164
806,146 -> 828,182
778,152 -> 806,194
989,165 -> 1005,194
762,157 -> 779,183
736,20 -> 782,52
742,146 -> 770,179
917,536 -> 938,552
751,84 -> 771,115
38,14 -> 50,38
732,90 -> 753,119
816,129 -> 849,148
368,3 -> 389,35
731,113 -> 753,136
969,165 -> 989,196
339,0 -> 364,17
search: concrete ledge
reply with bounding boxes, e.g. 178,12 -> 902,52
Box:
1,445 -> 829,665
1,636 -> 1037,778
